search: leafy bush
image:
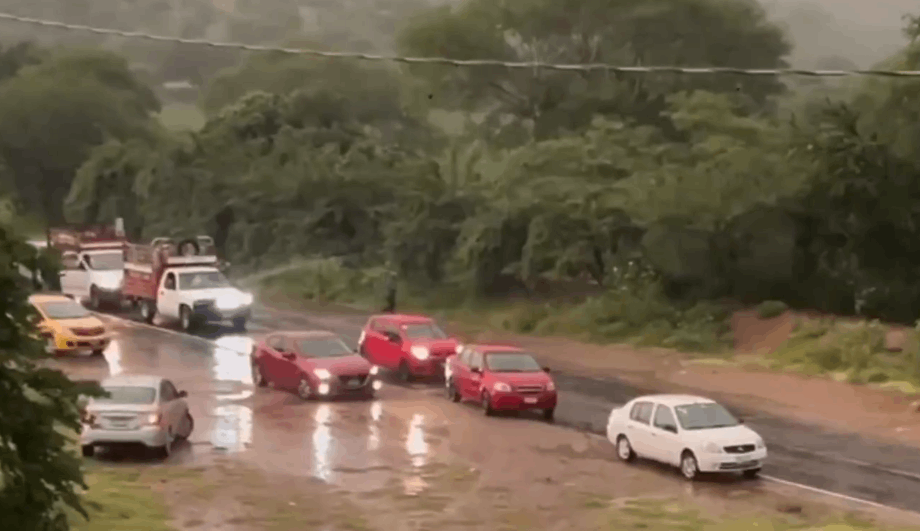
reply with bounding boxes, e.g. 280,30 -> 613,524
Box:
756,300 -> 788,319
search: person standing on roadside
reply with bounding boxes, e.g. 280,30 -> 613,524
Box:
383,269 -> 397,313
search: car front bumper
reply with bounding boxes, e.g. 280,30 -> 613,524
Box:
80,425 -> 169,448
52,333 -> 111,353
193,305 -> 252,322
697,449 -> 768,472
407,356 -> 449,377
312,376 -> 382,398
490,391 -> 557,411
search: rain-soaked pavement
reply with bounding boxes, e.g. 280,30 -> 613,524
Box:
55,307 -> 920,519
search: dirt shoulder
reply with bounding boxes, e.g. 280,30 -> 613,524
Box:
261,295 -> 920,450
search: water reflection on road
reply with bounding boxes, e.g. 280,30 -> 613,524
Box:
211,404 -> 253,452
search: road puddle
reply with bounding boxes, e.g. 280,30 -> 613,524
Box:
211,335 -> 253,385
402,412 -> 431,495
312,404 -> 334,481
104,339 -> 124,376
211,403 -> 253,452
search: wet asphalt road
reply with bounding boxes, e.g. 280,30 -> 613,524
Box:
72,304 -> 920,515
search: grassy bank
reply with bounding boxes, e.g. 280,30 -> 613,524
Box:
70,466 -> 174,531
256,259 -> 920,391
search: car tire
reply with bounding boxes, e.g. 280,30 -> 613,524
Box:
81,445 -> 94,458
252,361 -> 267,387
89,286 -> 100,310
543,408 -> 555,422
140,300 -> 156,324
232,317 -> 247,331
742,468 -> 761,480
680,451 -> 700,481
482,391 -> 495,416
297,378 -> 313,401
90,348 -> 105,356
446,379 -> 461,402
179,306 -> 194,332
176,412 -> 194,440
616,435 -> 635,462
397,360 -> 412,383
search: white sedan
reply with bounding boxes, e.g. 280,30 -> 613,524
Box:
606,394 -> 767,480
80,374 -> 194,459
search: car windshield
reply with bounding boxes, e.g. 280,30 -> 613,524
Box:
85,252 -> 123,270
484,352 -> 542,372
402,322 -> 448,339
673,403 -> 739,430
36,300 -> 90,320
98,386 -> 157,404
297,337 -> 353,358
178,271 -> 229,290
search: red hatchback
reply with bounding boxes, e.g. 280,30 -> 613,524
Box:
445,345 -> 557,421
251,330 -> 381,400
358,314 -> 460,381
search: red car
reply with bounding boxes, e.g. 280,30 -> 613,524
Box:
251,330 -> 381,400
357,314 -> 460,381
445,344 -> 557,421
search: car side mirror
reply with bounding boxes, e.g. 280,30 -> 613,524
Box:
282,352 -> 296,361
177,390 -> 188,398
542,366 -> 551,373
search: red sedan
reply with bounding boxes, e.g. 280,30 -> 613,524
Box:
357,313 -> 461,381
251,330 -> 381,400
445,344 -> 557,421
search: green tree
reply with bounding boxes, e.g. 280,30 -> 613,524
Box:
398,0 -> 791,139
0,223 -> 103,530
0,49 -> 159,224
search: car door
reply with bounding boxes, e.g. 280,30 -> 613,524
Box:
260,334 -> 288,386
650,404 -> 682,466
159,379 -> 182,433
362,318 -> 388,366
275,337 -> 303,390
59,252 -> 82,298
464,350 -> 485,399
450,347 -> 472,396
625,401 -> 656,458
157,272 -> 179,318
379,321 -> 405,369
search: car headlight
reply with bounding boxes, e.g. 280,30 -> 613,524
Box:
369,365 -> 379,376
454,344 -> 463,354
755,438 -> 766,450
313,368 -> 332,380
545,381 -> 555,391
493,382 -> 511,392
410,346 -> 429,360
240,292 -> 254,306
703,442 -> 722,453
215,294 -> 239,309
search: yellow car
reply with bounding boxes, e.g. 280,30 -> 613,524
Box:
28,293 -> 111,356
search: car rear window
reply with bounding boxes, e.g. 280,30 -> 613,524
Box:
484,352 -> 542,372
402,322 -> 448,339
99,386 -> 156,404
297,337 -> 353,358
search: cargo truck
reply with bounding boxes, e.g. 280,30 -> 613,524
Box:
48,224 -> 127,309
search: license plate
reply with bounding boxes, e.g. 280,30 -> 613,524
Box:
347,379 -> 361,388
524,397 -> 537,404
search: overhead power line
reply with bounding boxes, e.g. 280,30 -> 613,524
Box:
1,11 -> 920,78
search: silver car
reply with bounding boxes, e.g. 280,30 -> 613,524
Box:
80,374 -> 194,459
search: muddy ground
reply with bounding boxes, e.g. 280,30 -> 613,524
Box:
57,315 -> 920,529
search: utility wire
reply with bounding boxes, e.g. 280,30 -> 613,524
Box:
1,11 -> 919,78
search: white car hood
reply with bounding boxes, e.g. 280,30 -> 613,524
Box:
683,424 -> 761,445
88,270 -> 123,287
182,287 -> 245,300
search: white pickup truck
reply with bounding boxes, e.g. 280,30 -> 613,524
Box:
122,236 -> 253,331
48,226 -> 127,309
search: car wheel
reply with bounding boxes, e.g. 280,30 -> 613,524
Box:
176,412 -> 194,440
179,306 -> 194,332
397,360 -> 412,383
481,391 -> 495,416
680,451 -> 700,481
543,408 -> 555,422
742,468 -> 761,480
91,348 -> 105,357
252,361 -> 267,387
297,378 -> 313,401
446,379 -> 461,402
232,317 -> 247,331
616,435 -> 635,462
81,445 -> 94,458
140,300 -> 156,324
89,287 -> 100,310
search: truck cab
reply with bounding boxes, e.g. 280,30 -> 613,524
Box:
49,225 -> 126,309
123,236 -> 253,331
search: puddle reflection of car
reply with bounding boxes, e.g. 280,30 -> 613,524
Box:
80,375 -> 194,459
605,394 -> 767,481
357,314 -> 461,382
27,293 -> 111,356
445,344 -> 557,421
251,330 -> 382,400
